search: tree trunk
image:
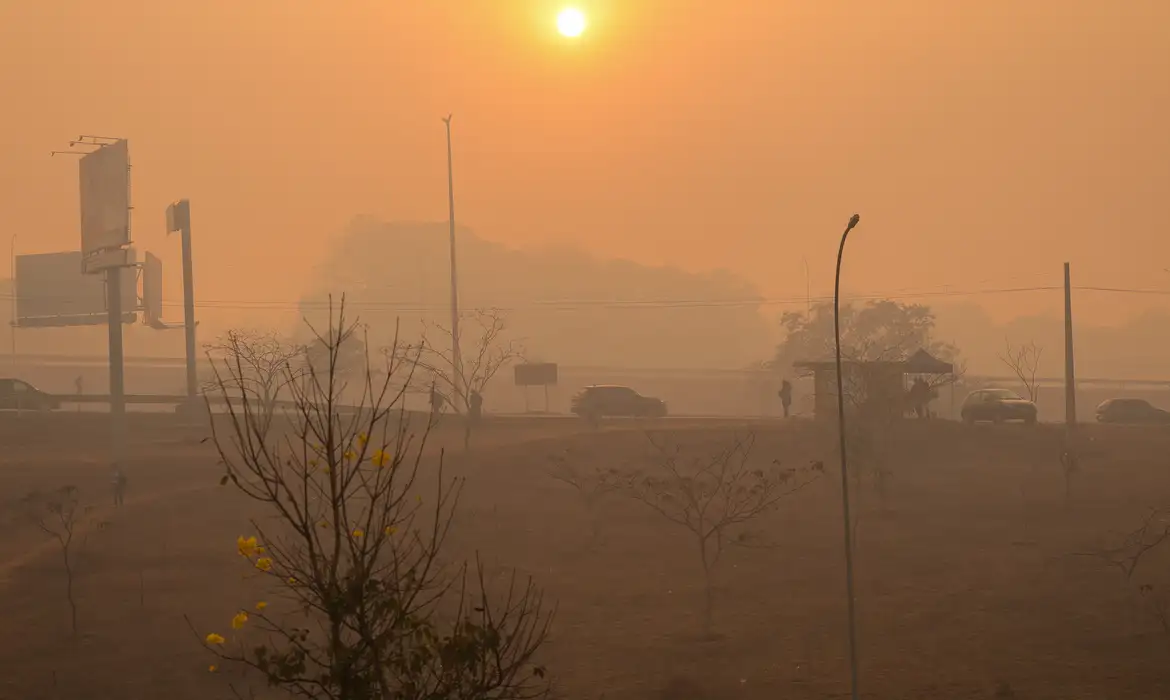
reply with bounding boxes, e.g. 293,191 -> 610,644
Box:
63,548 -> 77,634
699,540 -> 715,637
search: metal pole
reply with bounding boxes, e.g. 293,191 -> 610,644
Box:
9,234 -> 16,367
181,215 -> 198,398
833,213 -> 862,700
442,115 -> 463,411
107,267 -> 127,464
802,255 -> 811,316
1063,262 -> 1077,432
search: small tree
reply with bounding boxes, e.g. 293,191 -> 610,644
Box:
22,486 -> 102,635
396,308 -> 522,449
998,338 -> 1044,403
625,432 -> 822,636
197,298 -> 551,699
205,329 -> 307,433
545,451 -> 624,548
1075,507 -> 1170,638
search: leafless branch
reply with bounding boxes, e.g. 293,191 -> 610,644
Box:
998,338 -> 1044,403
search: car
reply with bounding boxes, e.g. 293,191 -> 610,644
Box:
1095,398 -> 1170,424
960,388 -> 1037,425
0,378 -> 61,411
570,385 -> 667,421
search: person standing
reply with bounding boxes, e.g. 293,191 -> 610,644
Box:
429,383 -> 445,419
909,377 -> 930,419
112,465 -> 127,507
778,379 -> 793,418
469,389 -> 483,424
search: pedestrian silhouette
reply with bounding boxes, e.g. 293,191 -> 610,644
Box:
112,466 -> 127,507
778,379 -> 793,418
469,389 -> 484,424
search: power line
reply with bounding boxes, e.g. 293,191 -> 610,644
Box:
0,283 -> 1166,314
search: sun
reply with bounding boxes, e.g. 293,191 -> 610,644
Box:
556,7 -> 587,38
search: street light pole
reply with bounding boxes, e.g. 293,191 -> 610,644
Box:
442,114 -> 463,410
833,212 -> 862,700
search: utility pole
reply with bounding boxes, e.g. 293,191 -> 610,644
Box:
802,255 -> 811,316
9,234 -> 16,367
166,200 -> 198,397
1063,262 -> 1077,432
442,115 -> 463,410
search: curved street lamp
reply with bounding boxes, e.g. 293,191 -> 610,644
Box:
833,212 -> 862,700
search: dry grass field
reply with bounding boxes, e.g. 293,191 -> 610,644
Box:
2,412 -> 1170,700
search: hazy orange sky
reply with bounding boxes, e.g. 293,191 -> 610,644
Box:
1,0 -> 1167,330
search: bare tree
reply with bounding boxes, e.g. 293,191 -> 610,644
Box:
395,308 -> 523,449
205,329 -> 307,433
624,432 -> 822,637
22,486 -> 103,635
196,298 -> 551,700
998,339 -> 1044,402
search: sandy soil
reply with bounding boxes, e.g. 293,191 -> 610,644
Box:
1,412 -> 1170,700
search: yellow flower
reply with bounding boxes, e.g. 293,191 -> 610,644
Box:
319,520 -> 329,529
287,577 -> 297,585
231,611 -> 248,630
343,449 -> 357,462
205,633 -> 225,645
358,432 -> 369,446
384,525 -> 397,536
255,557 -> 273,572
237,536 -> 259,558
323,466 -> 331,475
308,458 -> 319,468
255,601 -> 268,611
371,449 -> 391,468
209,664 -> 218,673
351,528 -> 364,538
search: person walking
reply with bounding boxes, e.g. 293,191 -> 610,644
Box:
778,379 -> 793,418
429,383 -> 445,419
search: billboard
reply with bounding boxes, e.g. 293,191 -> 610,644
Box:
15,251 -> 137,326
514,362 -> 558,386
79,139 -> 130,259
143,251 -> 163,325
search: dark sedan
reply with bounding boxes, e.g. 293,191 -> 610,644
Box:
961,388 -> 1037,425
0,378 -> 60,411
570,385 -> 667,421
1095,398 -> 1170,425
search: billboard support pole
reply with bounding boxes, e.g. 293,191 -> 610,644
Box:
167,200 -> 197,398
106,268 -> 127,464
181,219 -> 197,397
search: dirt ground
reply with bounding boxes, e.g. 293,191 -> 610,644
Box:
2,412 -> 1170,700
